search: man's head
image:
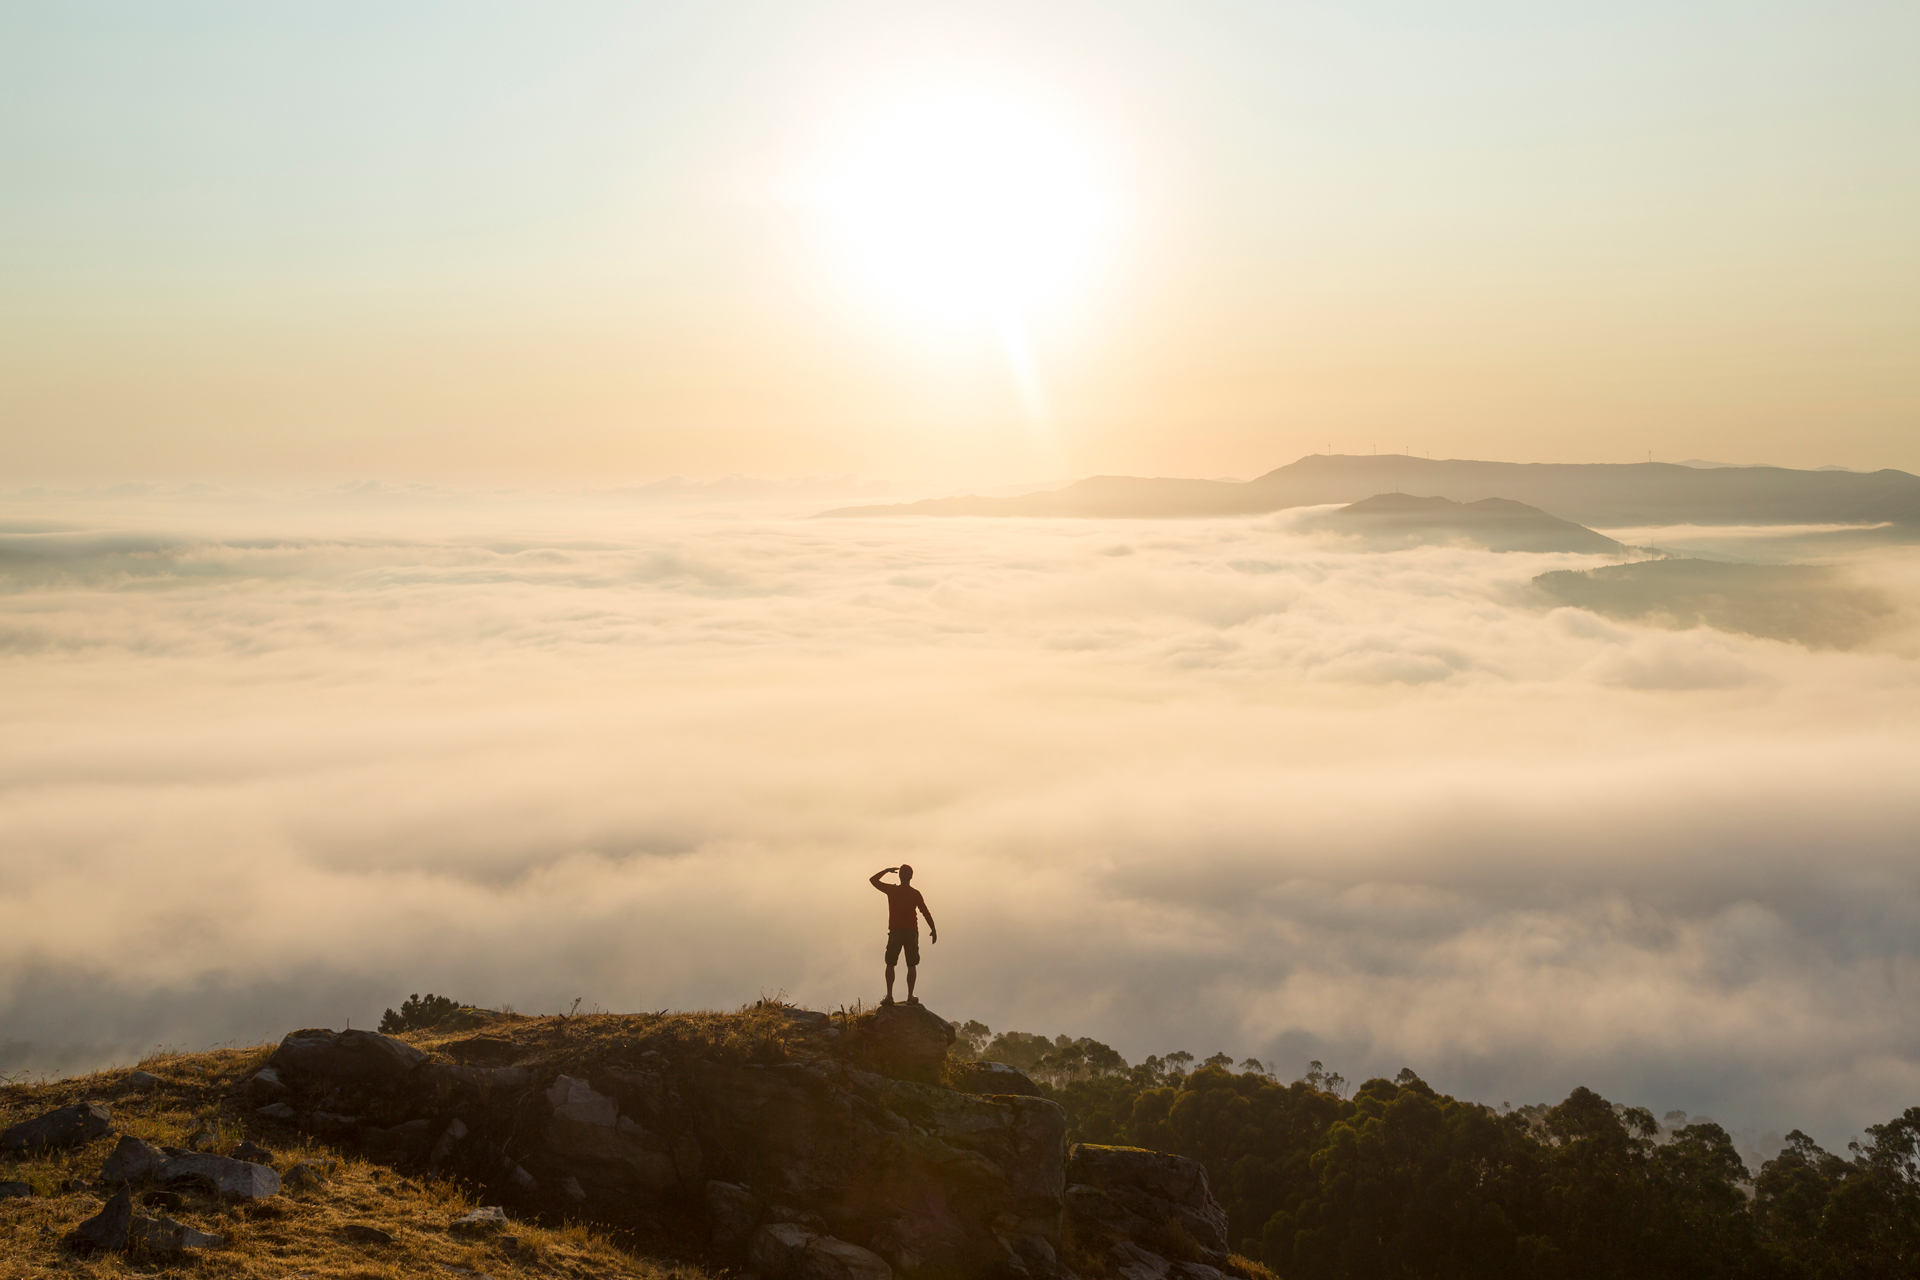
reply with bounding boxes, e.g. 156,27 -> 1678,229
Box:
898,864 -> 914,883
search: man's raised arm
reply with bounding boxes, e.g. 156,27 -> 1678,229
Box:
870,866 -> 898,890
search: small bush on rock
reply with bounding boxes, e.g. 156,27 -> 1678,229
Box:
378,993 -> 463,1034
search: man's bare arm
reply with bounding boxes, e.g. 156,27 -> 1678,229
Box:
870,866 -> 898,890
920,900 -> 937,942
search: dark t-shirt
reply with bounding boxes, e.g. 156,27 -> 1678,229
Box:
882,883 -> 926,931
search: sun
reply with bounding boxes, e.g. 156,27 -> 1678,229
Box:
807,72 -> 1121,329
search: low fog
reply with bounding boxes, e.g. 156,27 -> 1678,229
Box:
4,489 -> 1920,1153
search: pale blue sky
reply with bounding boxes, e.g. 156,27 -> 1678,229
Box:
3,2 -> 1915,480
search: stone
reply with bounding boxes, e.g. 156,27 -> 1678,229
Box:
230,1140 -> 274,1163
71,1185 -> 135,1250
248,1066 -> 290,1099
364,1118 -> 433,1160
133,1213 -> 227,1252
706,1179 -> 761,1254
0,1181 -> 30,1198
101,1135 -> 168,1184
430,1117 -> 469,1167
802,1236 -> 894,1280
509,1163 -> 537,1191
544,1074 -> 679,1193
749,1222 -> 817,1277
126,1071 -> 164,1090
1,1101 -> 112,1153
256,1103 -> 298,1121
951,1060 -> 1044,1098
561,1175 -> 586,1203
452,1205 -> 509,1234
1169,1264 -> 1230,1280
159,1153 -> 281,1199
1109,1242 -> 1172,1280
344,1224 -> 395,1244
1066,1145 -> 1230,1266
268,1028 -> 426,1083
845,1003 -> 957,1083
285,1159 -> 336,1189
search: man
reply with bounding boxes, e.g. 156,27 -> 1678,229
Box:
870,864 -> 937,1006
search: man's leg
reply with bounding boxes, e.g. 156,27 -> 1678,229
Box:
884,962 -> 896,1003
905,962 -> 917,1000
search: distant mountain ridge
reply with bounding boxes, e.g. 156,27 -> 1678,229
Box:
820,455 -> 1920,528
1314,493 -> 1627,554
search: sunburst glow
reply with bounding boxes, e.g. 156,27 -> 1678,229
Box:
809,73 -> 1121,327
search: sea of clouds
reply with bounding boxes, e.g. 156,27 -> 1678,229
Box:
4,487 -> 1919,1157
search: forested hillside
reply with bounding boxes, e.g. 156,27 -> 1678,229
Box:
957,1024 -> 1920,1279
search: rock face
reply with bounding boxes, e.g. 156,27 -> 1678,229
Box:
1065,1145 -> 1231,1276
1,1101 -> 112,1153
842,1003 -> 957,1084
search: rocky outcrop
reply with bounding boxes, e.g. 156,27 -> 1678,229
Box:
951,1061 -> 1045,1098
269,1028 -> 426,1083
244,1005 -> 1234,1280
1,1101 -> 111,1153
1065,1145 -> 1232,1278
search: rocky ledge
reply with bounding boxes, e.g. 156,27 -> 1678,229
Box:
218,1002 -> 1247,1279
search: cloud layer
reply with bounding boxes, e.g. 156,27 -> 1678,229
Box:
4,492 -> 1919,1153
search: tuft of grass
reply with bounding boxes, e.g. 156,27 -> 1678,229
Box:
0,1051 -> 711,1280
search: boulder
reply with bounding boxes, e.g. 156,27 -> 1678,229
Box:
749,1222 -> 817,1276
846,1004 -> 957,1083
1066,1145 -> 1230,1264
159,1153 -> 281,1199
256,1103 -> 298,1121
71,1185 -> 135,1250
803,1235 -> 894,1280
451,1205 -> 509,1234
430,1117 -> 470,1167
1,1101 -> 112,1153
343,1224 -> 394,1245
133,1214 -> 227,1252
544,1074 -> 681,1194
229,1140 -> 273,1164
247,1066 -> 290,1099
951,1060 -> 1044,1098
100,1135 -> 168,1184
0,1181 -> 30,1199
126,1071 -> 164,1090
363,1118 -> 432,1161
268,1028 -> 425,1083
285,1159 -> 336,1189
707,1179 -> 761,1254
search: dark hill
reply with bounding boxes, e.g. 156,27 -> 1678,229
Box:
1535,559 -> 1895,648
820,455 -> 1920,529
1311,493 -> 1627,554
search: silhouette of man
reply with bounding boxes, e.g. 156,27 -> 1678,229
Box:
870,864 -> 937,1005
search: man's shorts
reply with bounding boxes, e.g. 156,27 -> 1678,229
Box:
885,928 -> 920,967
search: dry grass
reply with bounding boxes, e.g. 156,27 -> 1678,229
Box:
404,1004 -> 809,1077
0,1046 -> 713,1280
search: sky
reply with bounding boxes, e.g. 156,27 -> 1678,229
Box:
3,1 -> 1917,484
4,2 -> 1920,1160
